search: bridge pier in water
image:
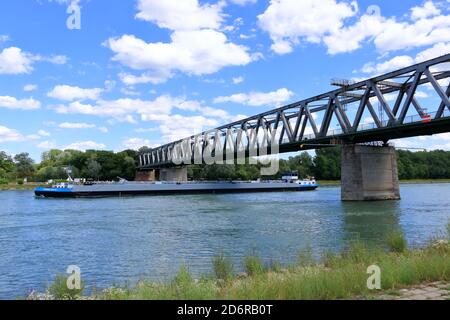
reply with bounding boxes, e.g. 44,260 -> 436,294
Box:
159,167 -> 188,182
341,145 -> 400,201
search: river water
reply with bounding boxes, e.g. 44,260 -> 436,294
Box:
0,183 -> 449,299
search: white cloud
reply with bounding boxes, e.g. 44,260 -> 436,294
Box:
58,122 -> 96,129
259,0 -> 450,55
213,88 -> 294,106
119,71 -> 169,85
38,130 -> 51,137
361,55 -> 415,74
48,85 -> 103,101
0,47 -> 68,74
258,0 -> 357,54
0,47 -> 35,74
232,76 -> 244,84
360,42 -> 450,75
121,138 -> 152,150
24,84 -> 38,92
0,35 -> 10,42
230,0 -> 257,6
64,141 -> 106,151
43,55 -> 68,65
0,125 -> 24,143
51,95 -> 201,121
142,114 -> 220,142
107,30 -> 254,83
107,0 -> 258,84
36,140 -> 57,149
0,96 -> 41,110
410,0 -> 440,20
135,0 -> 224,31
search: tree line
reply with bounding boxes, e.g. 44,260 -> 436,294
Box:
0,149 -> 138,183
1,147 -> 450,184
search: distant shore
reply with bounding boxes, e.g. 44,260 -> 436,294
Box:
318,179 -> 450,186
1,179 -> 450,191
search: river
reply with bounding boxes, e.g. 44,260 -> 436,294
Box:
0,183 -> 449,299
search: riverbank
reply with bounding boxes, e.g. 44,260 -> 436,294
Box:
318,179 -> 450,186
32,231 -> 450,300
0,183 -> 45,191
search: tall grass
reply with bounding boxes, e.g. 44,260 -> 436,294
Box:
387,230 -> 407,253
244,254 -> 265,276
212,252 -> 234,281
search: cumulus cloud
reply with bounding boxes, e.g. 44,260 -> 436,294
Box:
48,85 -> 103,101
107,31 -> 254,84
361,42 -> 450,75
36,140 -> 57,149
0,47 -> 35,74
0,35 -> 10,42
0,47 -> 67,74
0,125 -> 25,143
258,0 -> 450,55
38,130 -> 51,137
135,0 -> 224,31
24,84 -> 38,92
51,95 -> 201,121
0,96 -> 41,110
108,0 -> 258,84
230,0 -> 257,6
121,138 -> 153,150
410,0 -> 440,20
64,141 -> 106,151
213,88 -> 294,106
58,122 -> 96,129
258,0 -> 357,54
232,76 -> 244,84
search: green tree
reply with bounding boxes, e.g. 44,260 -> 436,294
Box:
14,153 -> 35,179
85,158 -> 102,180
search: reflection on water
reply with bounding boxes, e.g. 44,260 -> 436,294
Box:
0,183 -> 449,298
341,201 -> 402,248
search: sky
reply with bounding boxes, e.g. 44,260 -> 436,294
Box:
0,0 -> 449,161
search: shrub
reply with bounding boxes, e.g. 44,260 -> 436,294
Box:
387,230 -> 407,253
212,252 -> 233,281
17,179 -> 24,185
244,254 -> 265,276
48,274 -> 84,300
0,178 -> 8,185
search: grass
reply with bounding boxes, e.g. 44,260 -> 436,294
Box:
387,231 -> 407,253
90,239 -> 450,300
212,252 -> 234,281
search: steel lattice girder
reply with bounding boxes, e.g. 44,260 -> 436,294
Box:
139,54 -> 450,168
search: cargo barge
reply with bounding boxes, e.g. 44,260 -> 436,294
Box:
34,174 -> 318,198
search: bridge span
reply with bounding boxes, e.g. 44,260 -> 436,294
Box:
137,54 -> 450,201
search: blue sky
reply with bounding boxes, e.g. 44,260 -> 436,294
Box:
0,0 -> 449,161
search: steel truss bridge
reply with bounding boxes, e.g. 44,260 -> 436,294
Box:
139,54 -> 450,169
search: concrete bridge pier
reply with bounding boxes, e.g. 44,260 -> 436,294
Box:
341,145 -> 400,201
159,167 -> 188,182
